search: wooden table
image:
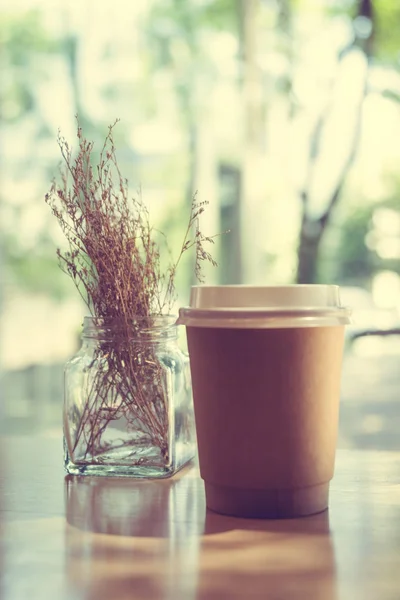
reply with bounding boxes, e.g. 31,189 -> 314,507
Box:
1,435 -> 400,600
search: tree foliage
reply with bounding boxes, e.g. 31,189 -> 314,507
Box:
2,0 -> 400,296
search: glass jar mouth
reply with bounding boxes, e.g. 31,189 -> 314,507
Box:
82,315 -> 177,342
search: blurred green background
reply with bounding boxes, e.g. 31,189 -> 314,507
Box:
1,0 -> 399,445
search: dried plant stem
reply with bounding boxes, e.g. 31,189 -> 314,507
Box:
47,118 -> 217,463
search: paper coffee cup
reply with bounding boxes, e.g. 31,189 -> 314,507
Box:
177,285 -> 351,519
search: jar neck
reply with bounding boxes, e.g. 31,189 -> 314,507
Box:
82,315 -> 177,344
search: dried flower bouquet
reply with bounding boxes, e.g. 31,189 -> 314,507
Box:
46,120 -> 215,475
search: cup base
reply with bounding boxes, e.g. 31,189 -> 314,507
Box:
204,481 -> 329,519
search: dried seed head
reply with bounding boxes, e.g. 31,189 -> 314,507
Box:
45,118 -> 218,319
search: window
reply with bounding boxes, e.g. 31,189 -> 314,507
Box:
1,0 -> 399,445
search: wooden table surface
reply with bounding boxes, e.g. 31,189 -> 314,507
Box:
1,435 -> 400,600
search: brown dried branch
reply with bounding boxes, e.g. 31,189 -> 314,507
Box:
46,118 -> 217,462
46,118 -> 216,318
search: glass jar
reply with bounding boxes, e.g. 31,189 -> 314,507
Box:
64,316 -> 195,477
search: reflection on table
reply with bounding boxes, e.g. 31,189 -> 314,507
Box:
64,466 -> 335,600
3,435 -> 400,599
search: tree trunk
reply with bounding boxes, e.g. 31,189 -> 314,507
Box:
297,218 -> 325,284
296,51 -> 368,283
237,0 -> 266,283
185,120 -> 198,286
358,0 -> 374,56
193,120 -> 219,284
63,7 -> 87,127
219,164 -> 242,284
295,0 -> 373,283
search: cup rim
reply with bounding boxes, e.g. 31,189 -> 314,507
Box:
177,307 -> 351,328
178,285 -> 351,328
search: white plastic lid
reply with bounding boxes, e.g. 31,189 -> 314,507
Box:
177,285 -> 351,329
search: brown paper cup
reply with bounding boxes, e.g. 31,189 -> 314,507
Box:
178,285 -> 350,519
186,325 -> 345,518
